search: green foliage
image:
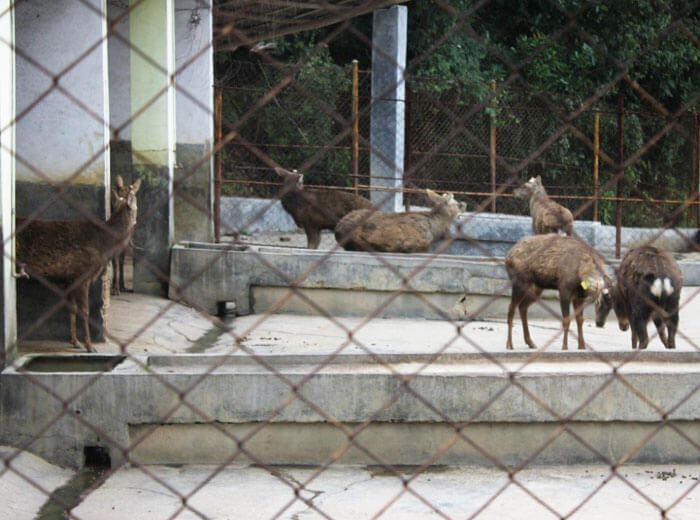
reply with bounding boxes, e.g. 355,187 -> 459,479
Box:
216,0 -> 699,226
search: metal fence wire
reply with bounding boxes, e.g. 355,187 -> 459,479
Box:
2,0 -> 700,518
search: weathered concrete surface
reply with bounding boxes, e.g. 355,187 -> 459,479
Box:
2,450 -> 698,519
67,463 -> 700,519
0,445 -> 74,520
5,290 -> 700,470
168,241 -> 700,321
221,197 -> 700,255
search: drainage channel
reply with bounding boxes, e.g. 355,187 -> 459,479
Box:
35,448 -> 111,520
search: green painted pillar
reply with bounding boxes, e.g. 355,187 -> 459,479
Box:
130,0 -> 175,296
0,0 -> 16,367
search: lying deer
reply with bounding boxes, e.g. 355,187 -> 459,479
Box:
16,178 -> 141,351
513,175 -> 574,236
274,166 -> 373,249
334,189 -> 466,253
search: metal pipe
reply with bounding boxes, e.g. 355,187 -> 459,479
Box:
489,79 -> 497,213
593,109 -> 599,222
214,88 -> 223,243
352,60 -> 359,195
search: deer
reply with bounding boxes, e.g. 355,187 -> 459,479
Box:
111,175 -> 132,295
334,189 -> 466,253
16,177 -> 141,352
596,246 -> 682,349
513,175 -> 574,236
274,166 -> 373,249
505,234 -> 613,350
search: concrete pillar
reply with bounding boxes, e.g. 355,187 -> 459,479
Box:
370,5 -> 407,212
173,0 -> 214,243
13,0 -> 110,344
129,0 -> 176,296
0,0 -> 16,367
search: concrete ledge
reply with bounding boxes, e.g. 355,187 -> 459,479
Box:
168,241 -> 700,321
2,352 -> 699,467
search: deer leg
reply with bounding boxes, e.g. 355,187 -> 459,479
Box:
652,314 -> 668,348
111,256 -> 120,296
559,295 -> 571,350
119,250 -> 126,292
305,228 -> 321,249
631,305 -> 650,350
665,310 -> 679,349
507,281 -> 527,349
69,294 -> 79,347
519,286 -> 540,349
76,282 -> 94,352
573,297 -> 585,350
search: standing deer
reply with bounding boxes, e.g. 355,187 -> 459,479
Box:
111,175 -> 131,295
16,178 -> 141,351
513,175 -> 574,236
596,246 -> 682,349
505,234 -> 612,350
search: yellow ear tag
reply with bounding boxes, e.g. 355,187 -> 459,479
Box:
580,280 -> 589,291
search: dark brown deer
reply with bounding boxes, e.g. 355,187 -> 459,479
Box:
274,166 -> 373,249
505,234 -> 612,350
596,246 -> 682,349
16,178 -> 141,351
513,175 -> 574,236
334,189 -> 466,253
111,175 -> 131,295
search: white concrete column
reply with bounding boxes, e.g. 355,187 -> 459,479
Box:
129,0 -> 176,295
173,0 -> 214,243
0,0 -> 16,365
370,5 -> 407,212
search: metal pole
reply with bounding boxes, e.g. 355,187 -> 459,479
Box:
489,79 -> 497,213
616,93 -> 624,259
694,110 -> 700,228
214,88 -> 223,243
352,59 -> 359,195
593,110 -> 600,222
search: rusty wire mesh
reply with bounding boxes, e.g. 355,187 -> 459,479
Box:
2,0 -> 700,518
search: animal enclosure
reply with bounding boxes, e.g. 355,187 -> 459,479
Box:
2,1 -> 700,519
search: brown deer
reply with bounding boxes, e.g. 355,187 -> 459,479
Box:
274,166 -> 373,249
596,246 -> 682,349
505,234 -> 612,350
16,178 -> 141,351
111,175 -> 131,295
334,189 -> 466,253
513,176 -> 574,236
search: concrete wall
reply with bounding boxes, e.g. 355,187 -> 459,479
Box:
3,352 -> 700,468
14,0 -> 110,343
221,196 -> 700,255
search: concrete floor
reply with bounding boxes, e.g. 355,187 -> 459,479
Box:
7,259 -> 700,519
2,445 -> 699,519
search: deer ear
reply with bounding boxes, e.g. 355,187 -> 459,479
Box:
425,189 -> 441,204
131,178 -> 142,192
274,166 -> 295,178
115,175 -> 125,188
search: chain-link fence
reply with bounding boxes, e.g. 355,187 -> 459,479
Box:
2,0 -> 700,518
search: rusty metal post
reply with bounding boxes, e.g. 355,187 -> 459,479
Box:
352,60 -> 359,195
616,93 -> 624,259
593,109 -> 600,222
489,79 -> 497,213
697,112 -> 700,228
214,88 -> 223,243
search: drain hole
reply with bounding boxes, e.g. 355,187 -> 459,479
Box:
217,301 -> 237,317
84,446 -> 111,468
